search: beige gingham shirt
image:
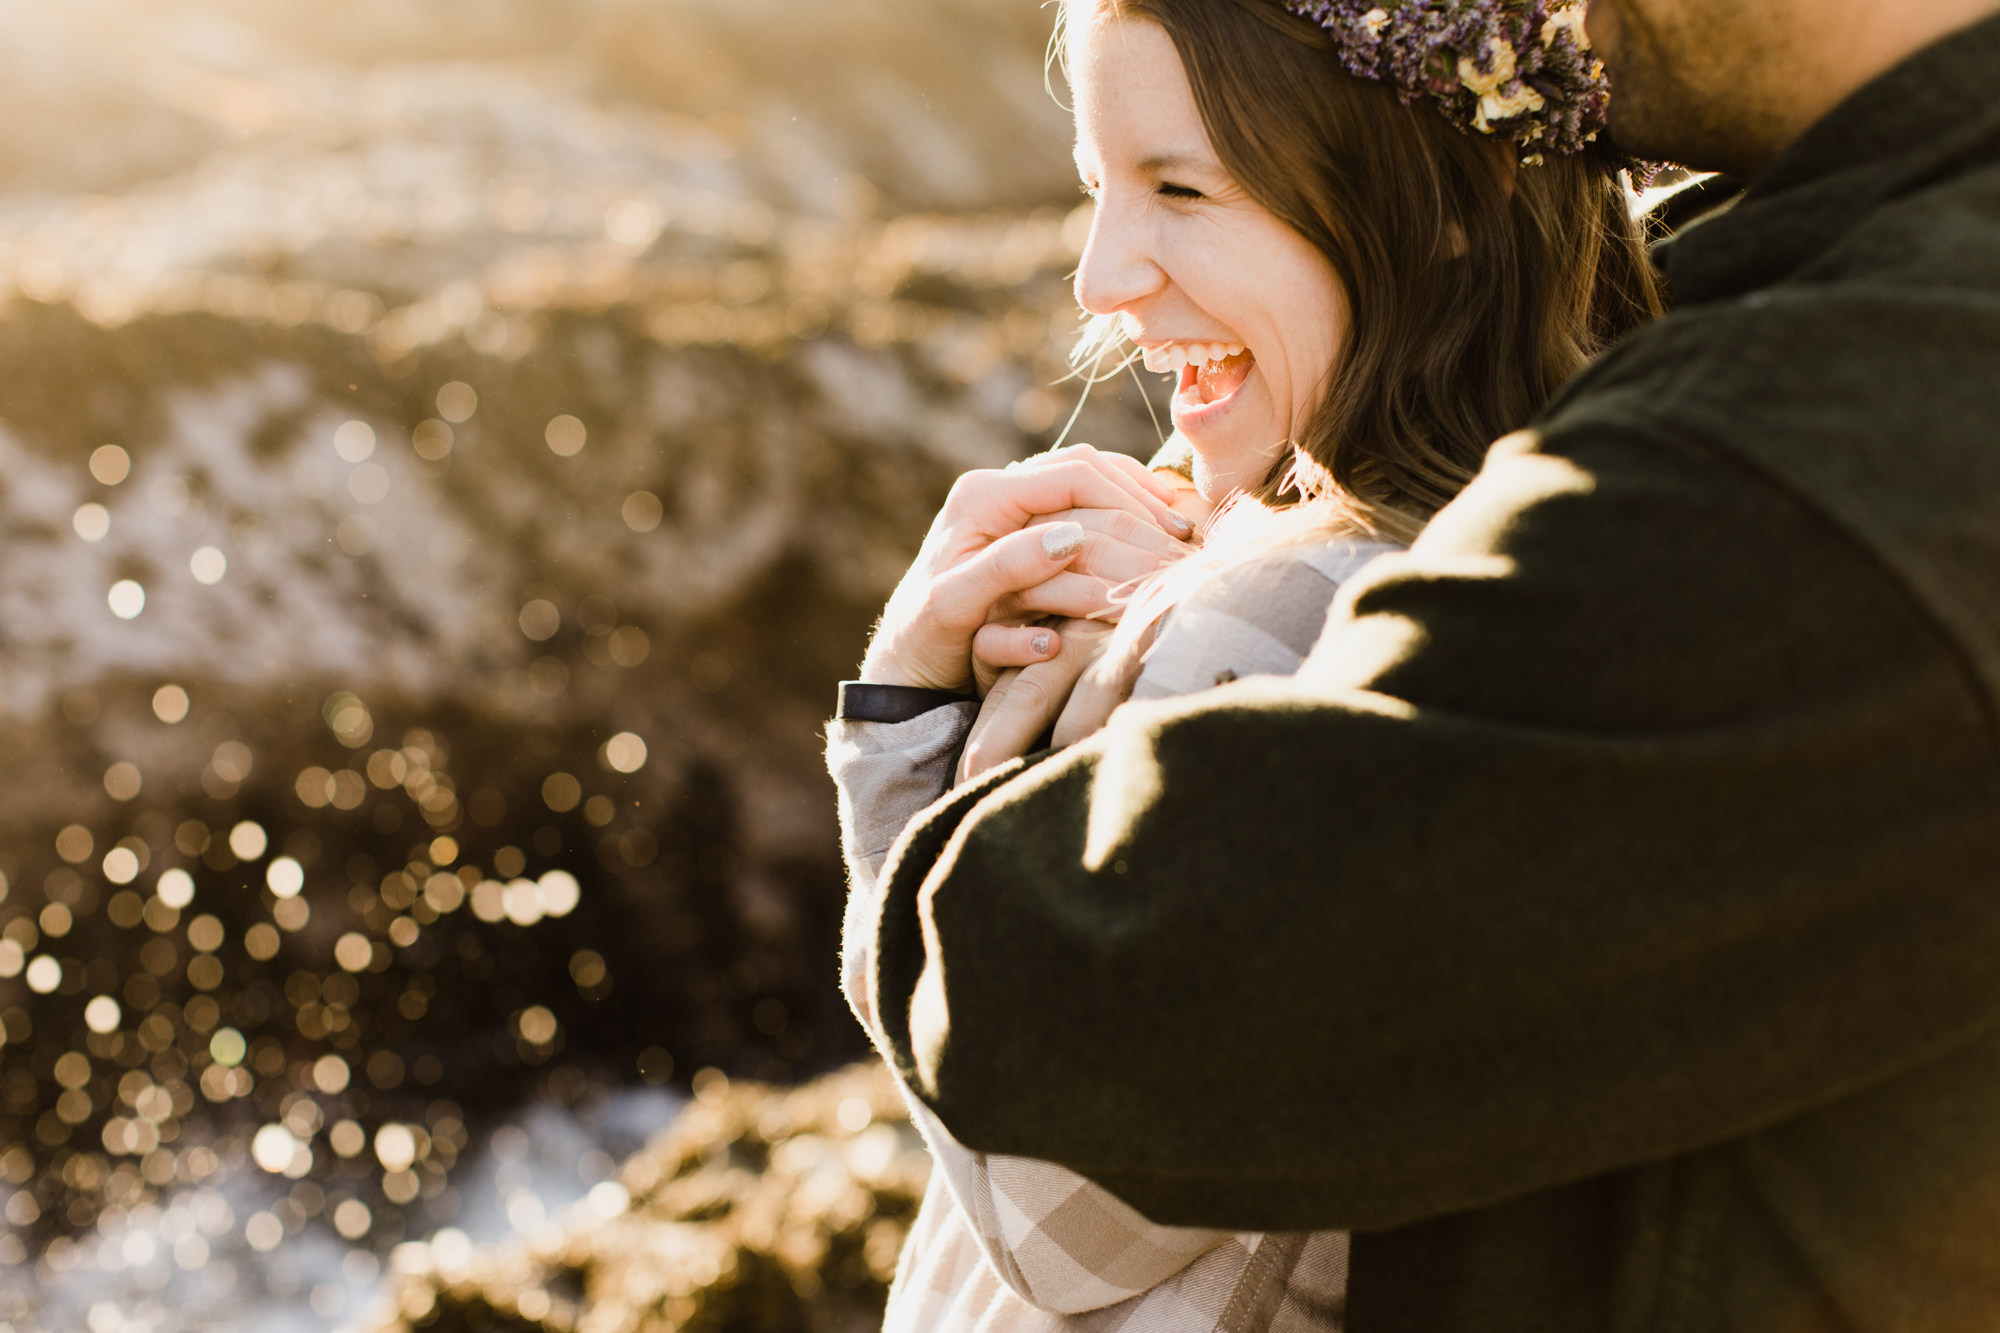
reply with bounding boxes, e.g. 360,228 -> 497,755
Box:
831,538 -> 1397,1333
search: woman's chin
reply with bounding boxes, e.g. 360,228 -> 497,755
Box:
1174,385 -> 1283,498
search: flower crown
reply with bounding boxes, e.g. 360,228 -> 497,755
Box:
1281,0 -> 1609,163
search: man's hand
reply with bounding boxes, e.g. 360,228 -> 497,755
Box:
859,446 -> 1193,693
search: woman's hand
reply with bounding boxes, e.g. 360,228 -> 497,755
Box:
859,446 -> 1193,693
957,618 -> 1116,783
954,467 -> 1215,778
1051,624 -> 1155,746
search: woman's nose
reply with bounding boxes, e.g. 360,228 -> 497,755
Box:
1073,201 -> 1165,317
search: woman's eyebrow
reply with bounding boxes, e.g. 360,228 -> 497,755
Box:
1136,151 -> 1216,176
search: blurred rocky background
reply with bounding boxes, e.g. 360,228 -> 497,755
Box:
0,1 -> 1164,1329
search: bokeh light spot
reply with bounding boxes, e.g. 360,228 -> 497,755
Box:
609,625 -> 650,666
422,873 -> 465,915
334,932 -> 373,972
245,1211 -> 284,1251
313,1055 -> 351,1094
209,1028 -> 246,1067
251,1126 -> 296,1174
467,880 -> 503,922
330,770 -> 368,809
602,732 -> 648,773
545,414 -> 587,457
108,579 -> 146,619
604,198 -> 663,247
329,1120 -> 366,1158
187,914 -> 225,952
374,1124 -> 417,1172
72,503 -> 110,542
152,684 -> 190,723
102,847 -> 140,884
436,381 -> 478,423
25,956 -> 62,994
266,856 -> 304,898
333,420 -> 376,463
538,870 -> 581,918
83,996 -> 121,1034
569,950 -> 606,988
411,419 -> 454,461
156,869 -> 196,909
501,880 -> 543,927
333,1199 -> 372,1240
620,490 -> 663,533
295,766 -> 333,807
228,821 -> 268,861
515,1005 -> 558,1045
103,761 -> 142,801
324,692 -> 374,747
542,772 -> 581,812
244,923 -> 281,960
586,1181 -> 630,1219
211,740 -> 253,783
89,444 -> 132,485
347,462 -> 391,505
335,514 -> 377,556
55,824 -> 93,863
518,599 -> 560,641
189,546 -> 227,584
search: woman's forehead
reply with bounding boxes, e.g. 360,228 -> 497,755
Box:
1068,14 -> 1210,161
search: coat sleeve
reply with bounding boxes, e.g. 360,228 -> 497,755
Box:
864,419 -> 2000,1235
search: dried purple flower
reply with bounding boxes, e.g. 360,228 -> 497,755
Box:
1282,0 -> 1612,162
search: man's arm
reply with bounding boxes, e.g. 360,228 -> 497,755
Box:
865,419 -> 2000,1234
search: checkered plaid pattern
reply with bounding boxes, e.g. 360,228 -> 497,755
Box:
829,536 -> 1395,1332
907,1093 -> 1241,1314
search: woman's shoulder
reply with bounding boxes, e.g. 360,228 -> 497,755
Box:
1133,535 -> 1402,701
1179,534 -> 1401,620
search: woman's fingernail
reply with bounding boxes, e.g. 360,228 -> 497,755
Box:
1030,631 -> 1053,656
1041,522 -> 1085,560
1165,511 -> 1194,537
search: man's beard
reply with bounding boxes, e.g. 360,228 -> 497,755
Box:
1594,0 -> 1792,177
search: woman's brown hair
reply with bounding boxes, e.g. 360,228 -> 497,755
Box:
1076,0 -> 1664,540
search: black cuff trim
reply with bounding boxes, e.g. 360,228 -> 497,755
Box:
836,681 -> 975,724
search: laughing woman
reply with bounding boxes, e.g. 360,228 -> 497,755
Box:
829,1 -> 1662,1330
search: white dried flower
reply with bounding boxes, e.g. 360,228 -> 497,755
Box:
1456,36 -> 1518,97
1542,7 -> 1590,49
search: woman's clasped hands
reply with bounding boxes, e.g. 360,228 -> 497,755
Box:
857,445 -> 1204,778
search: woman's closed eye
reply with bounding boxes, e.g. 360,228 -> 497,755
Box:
1156,181 -> 1204,200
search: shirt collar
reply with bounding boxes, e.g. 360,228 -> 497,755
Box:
1664,11 -> 2000,307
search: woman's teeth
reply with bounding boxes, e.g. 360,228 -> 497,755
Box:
1141,342 -> 1247,374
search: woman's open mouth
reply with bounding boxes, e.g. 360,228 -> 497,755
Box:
1178,349 -> 1253,407
1140,342 -> 1254,413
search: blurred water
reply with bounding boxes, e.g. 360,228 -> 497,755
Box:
6,1083 -> 684,1333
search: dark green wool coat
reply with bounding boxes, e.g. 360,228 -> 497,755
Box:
865,15 -> 2000,1332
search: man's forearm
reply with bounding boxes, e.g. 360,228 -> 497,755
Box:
866,424 -> 2000,1233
